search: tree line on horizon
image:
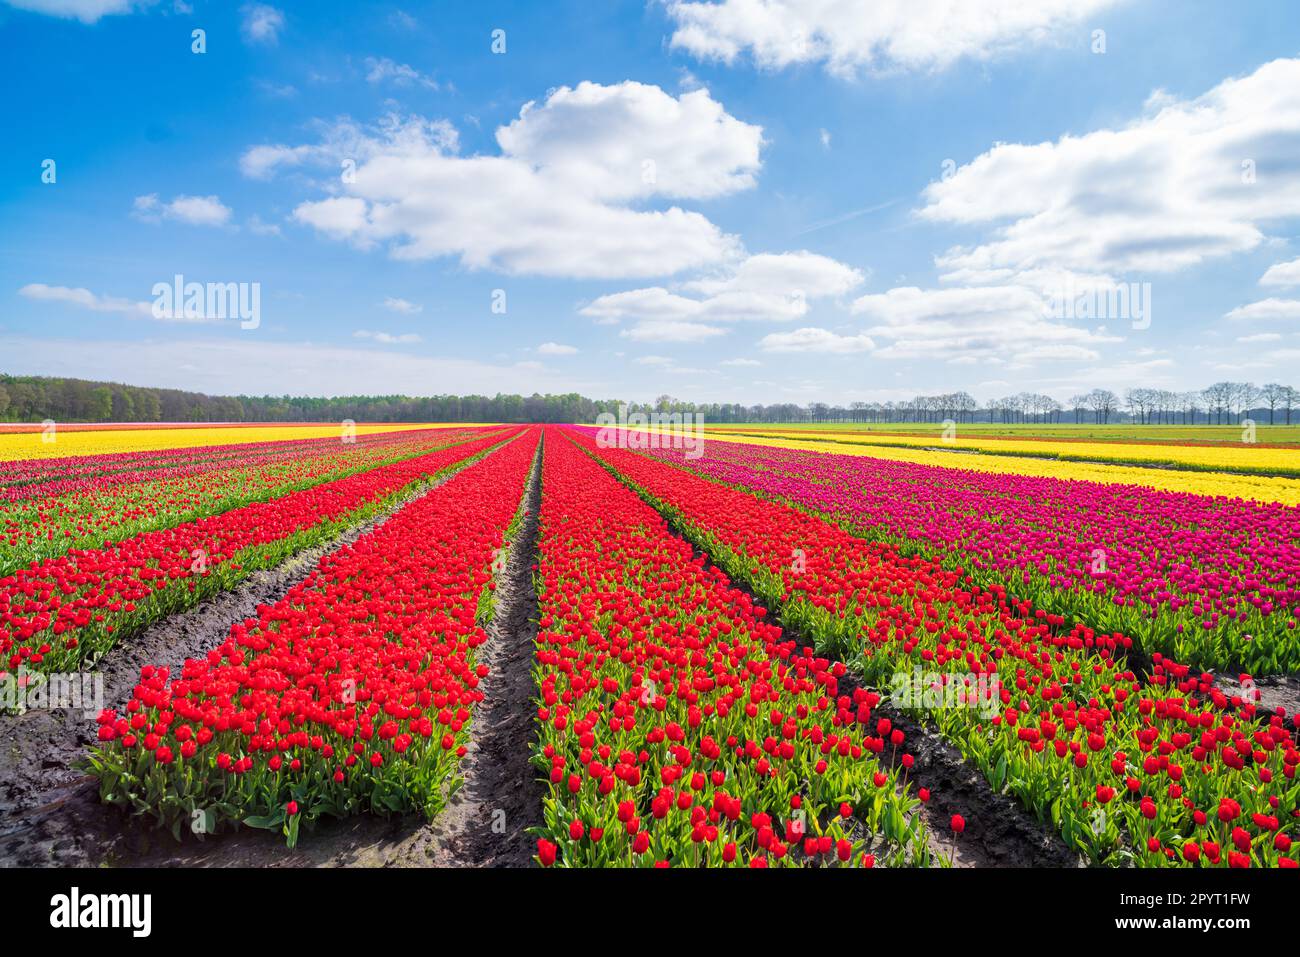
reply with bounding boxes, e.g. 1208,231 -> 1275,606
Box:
0,373 -> 1296,426
0,374 -> 618,424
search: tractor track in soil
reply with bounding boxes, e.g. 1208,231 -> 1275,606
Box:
0,443 -> 520,868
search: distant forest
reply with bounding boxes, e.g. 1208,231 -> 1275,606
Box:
1,373 -> 1296,425
0,374 -> 619,424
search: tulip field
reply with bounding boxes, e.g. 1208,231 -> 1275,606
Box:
1,422 -> 1297,870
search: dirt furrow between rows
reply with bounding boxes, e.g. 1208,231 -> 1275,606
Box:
0,441 -> 515,868
420,434 -> 544,867
576,435 -> 1082,868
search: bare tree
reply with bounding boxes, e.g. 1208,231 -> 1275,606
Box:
1068,393 -> 1088,424
1202,382 -> 1233,425
1259,383 -> 1287,425
1086,388 -> 1119,424
1232,382 -> 1261,420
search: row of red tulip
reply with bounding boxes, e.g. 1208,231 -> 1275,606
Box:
2,428 -> 489,577
574,430 -> 1299,867
87,430 -> 539,846
1,428 -> 511,677
532,430 -> 933,867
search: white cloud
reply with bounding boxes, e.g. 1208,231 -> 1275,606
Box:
381,296 -> 422,314
17,283 -> 210,323
758,327 -> 875,353
388,9 -> 418,30
819,128 -> 831,149
721,357 -> 760,366
582,251 -> 862,340
620,320 -> 726,343
364,56 -> 438,90
249,82 -> 758,279
635,355 -> 673,366
19,283 -> 153,317
3,0 -> 147,23
495,81 -> 761,201
665,0 -> 1123,76
1032,357 -> 1180,396
921,58 -> 1300,279
537,342 -> 578,355
133,193 -> 233,227
851,284 -> 1116,363
240,116 -> 459,181
246,214 -> 282,236
582,287 -> 702,324
1237,333 -> 1283,343
294,196 -> 370,240
1260,256 -> 1300,288
682,251 -> 863,306
352,329 -> 423,344
239,144 -> 313,180
241,4 -> 284,45
1224,298 -> 1300,322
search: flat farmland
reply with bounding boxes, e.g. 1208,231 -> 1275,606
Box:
2,421 -> 1295,873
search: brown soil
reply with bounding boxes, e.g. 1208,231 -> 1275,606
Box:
874,703 -> 1082,868
421,436 -> 544,866
1211,674 -> 1300,728
0,445 -> 540,868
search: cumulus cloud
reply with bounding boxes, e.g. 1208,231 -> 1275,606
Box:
758,327 -> 875,353
495,80 -> 761,201
133,193 -> 233,227
241,4 -> 284,45
294,197 -> 370,240
239,145 -> 313,180
1223,298 -> 1300,322
381,296 -> 422,314
851,284 -> 1117,363
1260,256 -> 1300,288
245,82 -> 759,279
665,0 -> 1123,75
537,342 -> 578,355
920,59 -> 1300,280
581,250 -> 862,341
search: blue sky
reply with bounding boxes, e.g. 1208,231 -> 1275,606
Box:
2,0 -> 1299,404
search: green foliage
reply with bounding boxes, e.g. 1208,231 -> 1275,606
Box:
0,373 -> 622,424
